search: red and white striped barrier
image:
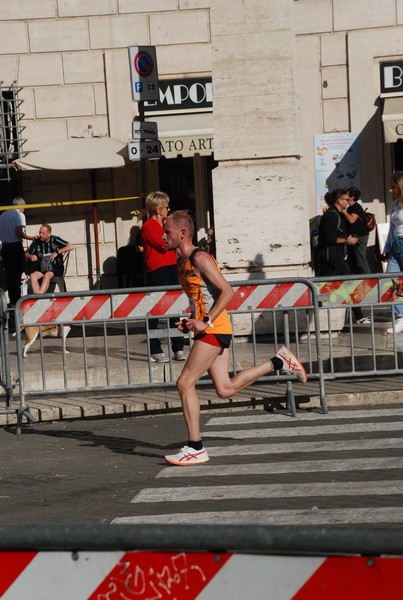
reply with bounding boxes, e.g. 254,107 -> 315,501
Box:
19,282 -> 314,325
0,551 -> 402,599
315,276 -> 403,306
18,276 -> 403,326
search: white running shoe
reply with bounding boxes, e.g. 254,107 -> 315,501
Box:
151,352 -> 169,363
164,445 -> 209,466
275,346 -> 308,384
386,318 -> 403,334
356,317 -> 372,324
173,350 -> 185,361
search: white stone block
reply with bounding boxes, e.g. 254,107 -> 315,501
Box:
35,85 -> 95,118
89,14 -> 148,49
23,119 -> 67,152
212,159 -> 310,270
94,85 -> 108,116
322,66 -> 348,99
212,31 -> 295,99
398,0 -> 403,24
157,43 -> 212,75
58,0 -> 117,17
19,89 -> 35,120
29,19 -> 89,53
18,54 -> 63,87
63,51 -> 105,84
212,0 -> 290,35
150,10 -> 209,45
295,35 -> 322,215
104,49 -> 135,142
292,0 -> 332,35
320,33 -> 347,66
180,0 -> 211,8
0,23 -> 28,54
334,0 -> 395,31
213,94 -> 300,161
0,1 -> 55,20
323,99 -> 349,132
119,0 -> 177,12
0,56 -> 19,83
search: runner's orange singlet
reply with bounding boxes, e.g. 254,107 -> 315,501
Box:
178,249 -> 232,335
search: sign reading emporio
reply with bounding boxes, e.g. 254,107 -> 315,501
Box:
144,77 -> 212,112
380,61 -> 403,95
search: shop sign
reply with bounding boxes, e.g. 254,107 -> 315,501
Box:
145,77 -> 212,112
380,61 -> 403,95
160,134 -> 213,158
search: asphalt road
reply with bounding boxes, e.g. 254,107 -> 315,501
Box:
1,405 -> 403,527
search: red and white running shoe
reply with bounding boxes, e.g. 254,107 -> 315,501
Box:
164,445 -> 209,466
275,346 -> 307,384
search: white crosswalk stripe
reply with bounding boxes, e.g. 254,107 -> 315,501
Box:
112,408 -> 403,525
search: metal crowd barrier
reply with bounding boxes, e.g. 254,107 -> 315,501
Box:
0,290 -> 14,418
2,271 -> 403,431
0,524 -> 402,598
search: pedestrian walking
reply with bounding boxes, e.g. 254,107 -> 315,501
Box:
382,171 -> 403,333
0,197 -> 36,306
162,210 -> 307,466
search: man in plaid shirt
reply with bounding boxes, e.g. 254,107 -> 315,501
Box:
25,224 -> 74,294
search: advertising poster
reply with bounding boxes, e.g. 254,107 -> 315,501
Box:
314,132 -> 360,214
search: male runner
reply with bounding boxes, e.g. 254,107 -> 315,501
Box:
162,210 -> 307,466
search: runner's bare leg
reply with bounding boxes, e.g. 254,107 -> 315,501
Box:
177,340 -> 275,440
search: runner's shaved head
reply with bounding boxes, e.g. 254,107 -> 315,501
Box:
168,210 -> 194,238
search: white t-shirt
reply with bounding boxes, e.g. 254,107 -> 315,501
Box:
0,209 -> 25,243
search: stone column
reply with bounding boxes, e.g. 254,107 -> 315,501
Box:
210,0 -> 310,278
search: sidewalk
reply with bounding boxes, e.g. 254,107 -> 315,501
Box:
2,319 -> 403,428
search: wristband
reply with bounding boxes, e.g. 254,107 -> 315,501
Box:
203,315 -> 214,328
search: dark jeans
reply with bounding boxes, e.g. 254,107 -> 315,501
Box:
318,245 -> 364,322
146,265 -> 184,355
1,241 -> 25,305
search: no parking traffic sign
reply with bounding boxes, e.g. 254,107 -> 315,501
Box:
128,45 -> 159,102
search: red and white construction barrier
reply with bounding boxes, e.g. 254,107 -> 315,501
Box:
19,282 -> 314,326
0,551 -> 402,599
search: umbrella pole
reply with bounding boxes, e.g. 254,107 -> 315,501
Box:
90,170 -> 101,289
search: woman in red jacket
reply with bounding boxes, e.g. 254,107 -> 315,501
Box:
140,191 -> 185,362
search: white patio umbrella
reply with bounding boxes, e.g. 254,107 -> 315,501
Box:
13,129 -> 131,287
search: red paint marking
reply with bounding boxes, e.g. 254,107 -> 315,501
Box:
0,551 -> 37,596
20,299 -> 37,315
149,290 -> 183,316
227,285 -> 257,311
316,280 -> 345,296
34,297 -> 75,324
341,278 -> 378,305
89,551 -> 231,600
292,556 -> 403,600
113,292 -> 147,318
292,288 -> 312,307
381,277 -> 403,303
73,295 -> 110,321
256,282 -> 294,309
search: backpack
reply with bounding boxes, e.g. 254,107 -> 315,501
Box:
359,209 -> 376,232
309,214 -> 322,248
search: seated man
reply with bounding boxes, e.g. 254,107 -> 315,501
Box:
25,224 -> 74,294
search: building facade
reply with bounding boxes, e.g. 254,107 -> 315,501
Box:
0,0 -> 402,290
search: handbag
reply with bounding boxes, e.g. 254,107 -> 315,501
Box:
359,209 -> 376,232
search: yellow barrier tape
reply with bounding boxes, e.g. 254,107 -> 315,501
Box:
0,195 -> 141,211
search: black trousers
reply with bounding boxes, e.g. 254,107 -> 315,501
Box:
1,241 -> 25,305
318,245 -> 364,322
146,265 -> 184,355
